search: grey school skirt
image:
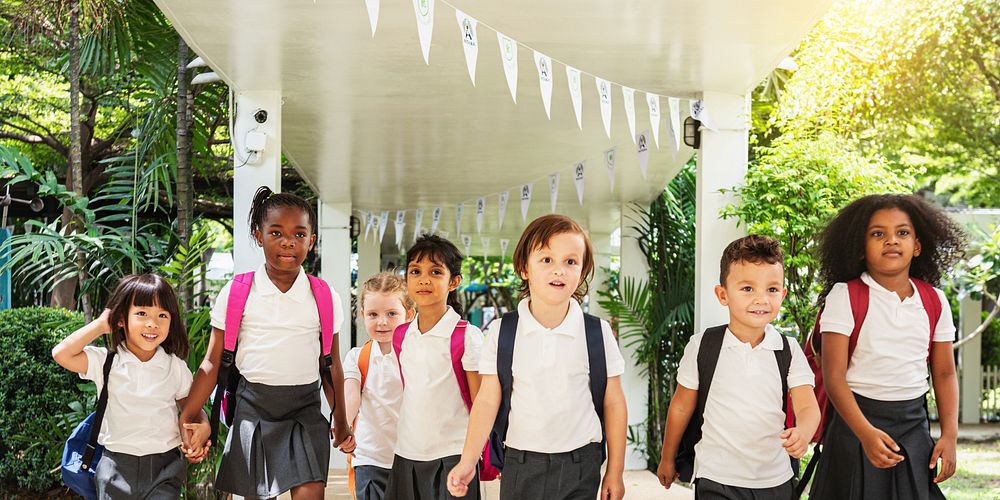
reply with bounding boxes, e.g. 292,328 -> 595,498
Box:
215,377 -> 331,498
808,392 -> 945,500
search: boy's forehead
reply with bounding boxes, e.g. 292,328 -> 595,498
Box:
726,259 -> 784,280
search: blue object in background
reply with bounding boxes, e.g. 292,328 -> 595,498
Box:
0,228 -> 10,310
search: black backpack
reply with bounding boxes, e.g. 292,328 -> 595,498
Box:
675,324 -> 796,483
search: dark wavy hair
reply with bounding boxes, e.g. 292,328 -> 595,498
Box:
817,194 -> 964,302
106,274 -> 189,358
405,234 -> 465,316
247,186 -> 317,240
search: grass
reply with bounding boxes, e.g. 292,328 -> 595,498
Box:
940,440 -> 1000,500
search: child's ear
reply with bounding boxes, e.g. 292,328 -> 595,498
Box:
308,233 -> 317,251
714,284 -> 728,306
449,274 -> 463,291
913,238 -> 921,257
254,230 -> 263,247
405,308 -> 416,322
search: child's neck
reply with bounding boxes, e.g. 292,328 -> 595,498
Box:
263,263 -> 299,293
528,298 -> 571,329
377,340 -> 393,355
123,342 -> 156,362
868,268 -> 914,300
416,303 -> 448,333
727,322 -> 766,347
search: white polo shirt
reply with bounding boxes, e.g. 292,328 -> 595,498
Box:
343,343 -> 402,469
677,325 -> 813,489
819,272 -> 956,401
479,299 -> 626,454
81,345 -> 192,456
394,307 -> 484,461
210,264 -> 345,386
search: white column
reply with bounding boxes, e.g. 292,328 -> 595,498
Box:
619,204 -> 649,470
694,91 -> 749,333
319,201 -> 353,470
355,230 -> 383,347
958,296 -> 983,424
232,90 -> 282,273
587,231 -> 614,318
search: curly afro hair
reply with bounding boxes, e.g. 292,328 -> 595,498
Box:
817,194 -> 965,301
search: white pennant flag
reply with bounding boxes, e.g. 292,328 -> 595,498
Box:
520,183 -> 532,222
566,66 -> 583,129
455,10 -> 478,85
364,211 -> 373,241
431,206 -> 442,234
395,211 -> 406,248
534,51 -> 553,119
455,203 -> 464,235
498,32 -> 518,103
414,208 -> 425,241
365,0 -> 380,37
604,147 -> 616,193
647,93 -> 661,148
596,77 -> 612,138
461,234 -> 472,256
475,197 -> 485,233
412,0 -> 434,64
623,87 -> 637,144
548,172 -> 560,212
637,131 -> 650,179
481,236 -> 490,258
498,191 -> 509,230
378,210 -> 390,243
573,161 -> 586,205
691,99 -> 716,130
668,97 -> 682,153
500,238 -> 510,259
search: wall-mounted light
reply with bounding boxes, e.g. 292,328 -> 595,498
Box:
350,215 -> 361,240
683,117 -> 701,150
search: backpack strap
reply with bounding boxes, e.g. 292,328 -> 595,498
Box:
451,320 -> 473,409
775,334 -> 792,416
583,313 -> 608,459
392,322 -> 409,386
81,349 -> 116,471
358,339 -> 374,391
307,275 -> 336,390
210,272 -> 254,446
911,278 -> 943,361
694,325 -> 728,423
490,311 -> 519,468
845,278 -> 870,358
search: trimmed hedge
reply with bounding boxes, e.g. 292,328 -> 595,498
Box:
0,307 -> 85,492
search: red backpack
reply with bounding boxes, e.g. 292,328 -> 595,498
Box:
793,277 -> 942,495
392,320 -> 501,482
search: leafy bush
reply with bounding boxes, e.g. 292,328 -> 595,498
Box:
0,307 -> 87,492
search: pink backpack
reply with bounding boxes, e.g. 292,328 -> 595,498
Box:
208,271 -> 336,445
392,320 -> 501,482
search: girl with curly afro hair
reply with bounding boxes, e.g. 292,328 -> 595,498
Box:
809,194 -> 965,500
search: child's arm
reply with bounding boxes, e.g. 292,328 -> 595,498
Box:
656,384 -> 697,489
446,374 -> 502,498
325,332 -> 356,452
344,378 -> 362,428
781,385 -> 819,459
178,326 -> 224,450
51,308 -> 112,374
601,375 -> 627,500
465,371 -> 482,402
821,332 -> 904,468
929,341 -> 958,483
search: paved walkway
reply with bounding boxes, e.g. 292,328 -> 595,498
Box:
931,423 -> 1000,442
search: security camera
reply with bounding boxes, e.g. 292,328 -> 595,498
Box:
253,109 -> 268,124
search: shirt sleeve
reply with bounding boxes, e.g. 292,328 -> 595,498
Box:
332,287 -> 346,334
478,320 -> 501,376
173,356 -> 194,400
209,280 -> 233,331
462,324 -> 485,371
786,339 -> 815,389
343,347 -> 362,381
676,333 -> 702,390
932,288 -> 957,342
601,320 -> 626,378
80,346 -> 109,391
818,282 -> 853,336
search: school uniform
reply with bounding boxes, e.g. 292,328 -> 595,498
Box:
386,307 -> 484,500
479,299 -> 626,500
80,345 -> 192,499
676,324 -> 813,498
208,263 -> 345,498
343,343 -> 403,500
809,273 -> 955,500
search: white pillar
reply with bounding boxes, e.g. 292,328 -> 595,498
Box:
694,91 -> 749,333
233,90 -> 282,273
355,231 -> 383,347
319,201 -> 353,470
619,204 -> 649,470
587,231 -> 614,318
958,296 -> 983,424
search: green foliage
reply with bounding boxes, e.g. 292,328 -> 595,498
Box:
460,256 -> 519,315
722,133 -> 914,339
0,307 -> 87,492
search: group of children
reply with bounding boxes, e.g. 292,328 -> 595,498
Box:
51,189 -> 961,500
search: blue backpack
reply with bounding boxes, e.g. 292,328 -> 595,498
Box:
61,350 -> 116,500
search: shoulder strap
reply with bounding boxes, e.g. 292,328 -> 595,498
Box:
775,334 -> 792,416
306,274 -> 335,356
695,325 -> 728,424
224,272 -> 255,354
583,314 -> 607,428
358,340 -> 373,391
392,322 -> 409,386
82,349 -> 116,470
451,320 -> 473,410
912,278 -> 943,359
493,311 -> 519,448
845,278 -> 870,358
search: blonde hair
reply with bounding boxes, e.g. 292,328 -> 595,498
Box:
359,272 -> 415,312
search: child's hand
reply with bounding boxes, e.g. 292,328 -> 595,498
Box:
860,426 -> 904,468
446,460 -> 478,497
331,425 -> 356,453
183,422 -> 211,452
656,457 -> 678,489
182,440 -> 211,463
600,470 -> 625,500
96,308 -> 112,333
929,435 -> 957,483
780,427 -> 809,459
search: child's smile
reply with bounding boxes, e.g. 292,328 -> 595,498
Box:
123,304 -> 172,361
407,257 -> 459,308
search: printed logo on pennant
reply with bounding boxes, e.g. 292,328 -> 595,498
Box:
668,97 -> 682,154
596,77 -> 612,138
412,0 -> 435,65
455,203 -> 464,235
395,211 -> 406,249
574,161 -> 585,205
647,93 -> 661,148
498,191 -> 509,230
455,11 -> 478,85
520,183 -> 532,222
566,66 -> 583,129
623,87 -> 636,144
378,211 -> 390,243
431,206 -> 442,234
498,32 -> 518,103
461,234 -> 472,256
414,208 -> 425,241
475,197 -> 485,234
500,238 -> 510,259
534,51 -> 553,119
604,147 -> 616,193
548,172 -> 560,213
637,131 -> 650,179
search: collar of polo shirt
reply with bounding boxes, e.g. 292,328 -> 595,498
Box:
412,307 -> 461,338
251,262 -> 310,303
860,272 -> 920,305
116,344 -> 172,368
517,298 -> 583,337
722,323 -> 784,351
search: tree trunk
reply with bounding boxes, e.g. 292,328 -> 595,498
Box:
176,37 -> 194,311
